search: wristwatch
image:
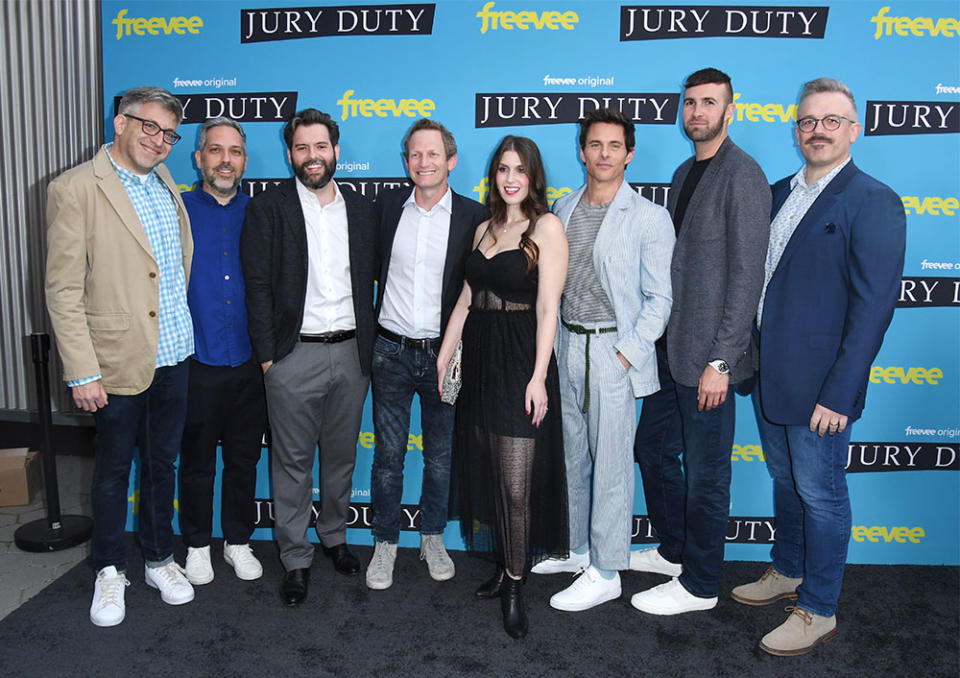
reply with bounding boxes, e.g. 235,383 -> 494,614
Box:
708,359 -> 729,375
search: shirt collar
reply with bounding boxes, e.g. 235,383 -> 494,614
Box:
402,185 -> 452,215
104,142 -> 155,184
193,184 -> 245,208
790,157 -> 851,192
296,177 -> 344,208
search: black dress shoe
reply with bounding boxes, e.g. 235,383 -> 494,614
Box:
476,565 -> 505,599
322,543 -> 361,575
500,577 -> 528,639
281,568 -> 310,606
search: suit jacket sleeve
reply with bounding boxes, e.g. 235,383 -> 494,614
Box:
240,195 -> 276,364
817,184 -> 905,414
708,159 -> 771,366
45,177 -> 100,382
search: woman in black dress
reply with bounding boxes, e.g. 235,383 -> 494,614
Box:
437,136 -> 569,639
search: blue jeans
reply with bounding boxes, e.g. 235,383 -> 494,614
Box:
753,388 -> 852,617
90,361 -> 189,572
370,334 -> 454,543
634,342 -> 734,597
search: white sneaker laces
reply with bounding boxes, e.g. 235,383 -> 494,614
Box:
98,573 -> 130,606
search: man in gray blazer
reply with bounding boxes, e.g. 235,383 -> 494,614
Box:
631,68 -> 770,615
533,109 -> 674,613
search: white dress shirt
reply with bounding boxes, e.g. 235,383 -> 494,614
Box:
378,187 -> 452,339
297,179 -> 356,333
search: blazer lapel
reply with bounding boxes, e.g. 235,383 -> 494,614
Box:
775,162 -> 859,274
379,193 -> 404,294
593,181 -> 632,266
441,192 -> 470,296
93,150 -> 154,260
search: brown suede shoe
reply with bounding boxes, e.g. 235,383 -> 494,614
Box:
731,565 -> 801,606
759,606 -> 837,656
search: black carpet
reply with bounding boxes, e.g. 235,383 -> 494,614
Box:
1,539 -> 956,678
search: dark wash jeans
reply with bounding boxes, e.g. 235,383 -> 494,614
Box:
634,342 -> 735,598
752,387 -> 852,617
90,361 -> 189,572
370,334 -> 454,542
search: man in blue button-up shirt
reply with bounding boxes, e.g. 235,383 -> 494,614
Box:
179,117 -> 266,587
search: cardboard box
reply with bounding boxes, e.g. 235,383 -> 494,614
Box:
0,448 -> 43,507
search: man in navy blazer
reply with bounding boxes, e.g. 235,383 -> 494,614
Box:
241,108 -> 377,606
366,119 -> 489,590
732,78 -> 905,656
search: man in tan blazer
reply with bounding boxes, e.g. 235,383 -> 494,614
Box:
45,86 -> 196,627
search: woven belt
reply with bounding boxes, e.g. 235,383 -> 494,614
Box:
562,320 -> 617,413
377,326 -> 440,351
299,330 -> 356,344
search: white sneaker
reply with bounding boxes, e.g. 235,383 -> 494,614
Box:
144,561 -> 195,605
90,566 -> 130,627
366,540 -> 398,590
549,566 -> 621,611
531,550 -> 590,575
420,534 -> 455,581
631,578 -> 717,615
224,543 -> 263,581
629,547 -> 682,577
185,546 -> 214,585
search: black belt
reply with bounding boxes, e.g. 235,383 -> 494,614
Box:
299,330 -> 356,344
378,326 -> 440,351
562,319 -> 618,414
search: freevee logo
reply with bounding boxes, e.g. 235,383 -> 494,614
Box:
898,277 -> 960,307
633,516 -> 776,543
903,195 -> 959,215
113,92 -> 296,124
847,443 -> 958,472
731,443 -> 765,462
475,92 -> 679,127
852,525 -> 924,544
337,89 -> 435,121
476,2 -> 579,33
241,4 -> 435,43
865,101 -> 958,135
869,365 -> 943,385
241,177 -> 411,199
730,92 -> 797,123
111,8 -> 202,40
870,6 -> 960,40
253,501 -> 419,530
620,5 -> 827,40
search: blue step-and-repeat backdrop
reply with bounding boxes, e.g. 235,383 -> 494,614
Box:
105,0 -> 960,565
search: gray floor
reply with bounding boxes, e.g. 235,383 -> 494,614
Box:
0,454 -> 94,621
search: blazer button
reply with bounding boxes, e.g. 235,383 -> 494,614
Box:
149,311 -> 156,317
149,272 -> 157,278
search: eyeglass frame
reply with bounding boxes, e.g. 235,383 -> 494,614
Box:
795,115 -> 854,133
123,113 -> 182,145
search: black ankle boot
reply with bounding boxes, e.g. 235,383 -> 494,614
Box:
476,565 -> 505,599
500,577 -> 528,639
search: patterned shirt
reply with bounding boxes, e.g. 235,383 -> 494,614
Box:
561,197 -> 616,324
67,145 -> 193,387
756,158 -> 850,327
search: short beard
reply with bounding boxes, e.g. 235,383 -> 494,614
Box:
684,118 -> 724,142
202,165 -> 241,197
295,159 -> 335,190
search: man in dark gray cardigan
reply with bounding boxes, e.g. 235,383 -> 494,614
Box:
631,68 -> 770,615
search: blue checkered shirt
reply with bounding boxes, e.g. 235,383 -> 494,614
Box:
67,144 -> 193,387
756,158 -> 850,328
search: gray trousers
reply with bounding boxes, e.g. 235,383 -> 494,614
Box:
263,340 -> 369,571
557,326 -> 636,571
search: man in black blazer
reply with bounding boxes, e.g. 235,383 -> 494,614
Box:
240,108 -> 376,606
366,119 -> 489,590
631,69 -> 770,616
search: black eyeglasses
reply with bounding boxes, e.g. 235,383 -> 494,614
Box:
123,113 -> 182,145
796,115 -> 852,133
